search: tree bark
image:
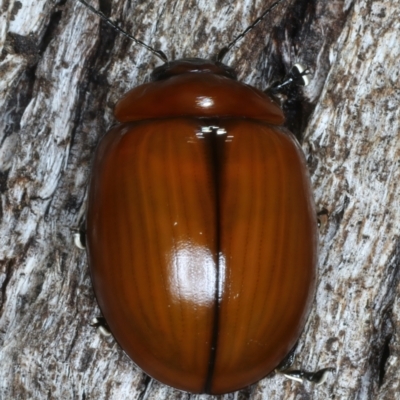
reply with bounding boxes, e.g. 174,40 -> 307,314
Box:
0,0 -> 399,399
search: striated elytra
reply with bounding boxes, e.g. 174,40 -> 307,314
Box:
86,58 -> 318,395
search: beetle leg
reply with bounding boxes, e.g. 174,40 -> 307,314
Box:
275,345 -> 334,385
317,208 -> 329,230
279,368 -> 334,385
268,63 -> 312,94
73,220 -> 86,250
90,317 -> 112,337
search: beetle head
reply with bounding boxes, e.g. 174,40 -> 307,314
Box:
151,58 -> 237,81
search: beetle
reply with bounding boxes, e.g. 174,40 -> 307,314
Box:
77,0 -> 328,394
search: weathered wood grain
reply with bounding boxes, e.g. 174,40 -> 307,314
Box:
0,0 -> 399,399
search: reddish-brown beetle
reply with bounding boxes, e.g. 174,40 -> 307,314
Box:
78,0 -> 328,394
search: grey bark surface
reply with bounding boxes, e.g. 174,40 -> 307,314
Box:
0,0 -> 399,399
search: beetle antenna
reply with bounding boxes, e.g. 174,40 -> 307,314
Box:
76,0 -> 168,63
217,0 -> 286,63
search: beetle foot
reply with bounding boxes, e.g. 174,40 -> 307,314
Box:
72,221 -> 86,250
278,367 -> 334,385
317,208 -> 329,230
91,317 -> 112,337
